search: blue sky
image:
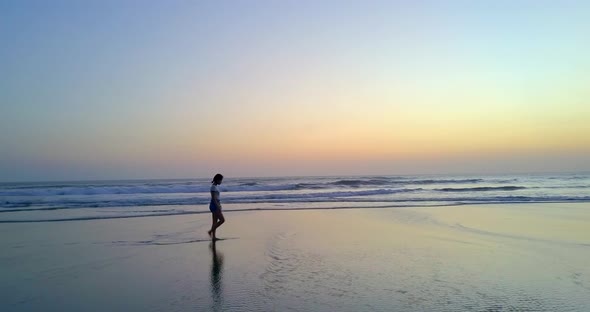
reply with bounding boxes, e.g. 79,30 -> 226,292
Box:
1,1 -> 589,181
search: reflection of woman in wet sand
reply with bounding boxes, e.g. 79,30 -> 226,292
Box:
209,241 -> 224,310
208,174 -> 225,241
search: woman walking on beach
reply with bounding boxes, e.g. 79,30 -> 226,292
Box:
208,174 -> 225,240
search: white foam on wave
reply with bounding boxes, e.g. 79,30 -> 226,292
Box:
0,188 -> 421,209
2,192 -> 590,211
1,175 -> 554,197
0,183 -> 306,196
2,174 -> 589,222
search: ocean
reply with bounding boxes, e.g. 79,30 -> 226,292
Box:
2,174 -> 590,311
1,173 -> 589,223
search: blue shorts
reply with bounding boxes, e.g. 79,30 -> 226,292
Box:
209,202 -> 219,212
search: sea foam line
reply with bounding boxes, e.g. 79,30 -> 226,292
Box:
2,200 -> 590,223
3,193 -> 590,211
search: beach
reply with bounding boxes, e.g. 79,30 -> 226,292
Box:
4,1 -> 590,311
2,203 -> 589,311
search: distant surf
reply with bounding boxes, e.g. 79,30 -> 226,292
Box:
1,174 -> 589,222
435,186 -> 527,192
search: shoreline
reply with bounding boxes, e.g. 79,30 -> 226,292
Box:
2,200 -> 590,223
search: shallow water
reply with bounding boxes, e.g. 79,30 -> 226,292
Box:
1,204 -> 589,311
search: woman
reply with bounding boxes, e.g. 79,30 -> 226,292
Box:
208,173 -> 225,240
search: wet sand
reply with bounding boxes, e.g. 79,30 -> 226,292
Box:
1,203 -> 589,311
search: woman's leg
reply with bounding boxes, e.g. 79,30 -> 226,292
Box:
216,211 -> 225,228
208,213 -> 217,238
210,211 -> 225,240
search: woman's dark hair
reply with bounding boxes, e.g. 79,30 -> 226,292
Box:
212,173 -> 224,185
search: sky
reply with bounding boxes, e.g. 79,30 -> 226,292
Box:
1,0 -> 589,181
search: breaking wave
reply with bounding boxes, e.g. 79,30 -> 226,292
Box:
1,174 -> 589,222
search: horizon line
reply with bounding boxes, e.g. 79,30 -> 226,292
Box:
1,170 -> 588,184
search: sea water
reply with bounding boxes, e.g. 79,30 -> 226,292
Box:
1,173 -> 589,222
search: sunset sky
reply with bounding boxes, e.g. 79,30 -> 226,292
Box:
1,1 -> 589,181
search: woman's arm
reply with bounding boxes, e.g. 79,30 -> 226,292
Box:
211,191 -> 221,210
